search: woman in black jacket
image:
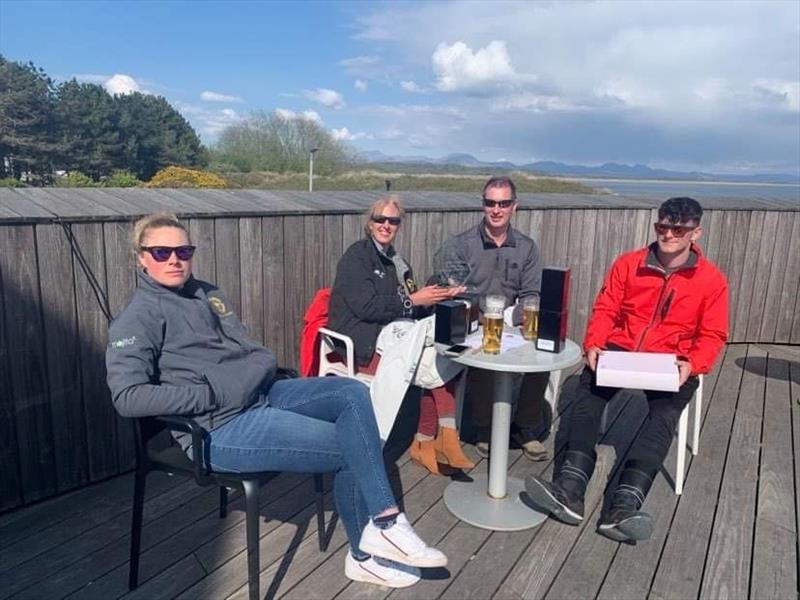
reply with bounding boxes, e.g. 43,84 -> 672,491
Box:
328,197 -> 474,475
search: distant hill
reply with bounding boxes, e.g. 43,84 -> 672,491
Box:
355,151 -> 800,184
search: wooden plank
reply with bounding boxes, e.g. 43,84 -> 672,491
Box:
698,345 -> 766,600
731,211 -> 764,341
587,208 -> 611,323
71,223 -> 118,481
745,211 -> 779,341
283,215 -> 305,370
0,479 -> 209,599
187,218 -> 216,283
0,224 -> 57,504
35,223 -> 89,492
213,218 -> 242,316
342,213 -> 363,251
262,217 -> 286,366
406,211 -> 428,280
425,211 -> 444,280
758,212 -> 794,341
646,344 -> 747,600
45,475 -> 310,600
569,209 -> 595,342
725,211 -> 753,342
0,238 -> 22,511
322,214 -> 343,288
103,221 -> 137,471
750,354 -> 797,599
303,214 -> 326,304
238,217 -> 265,345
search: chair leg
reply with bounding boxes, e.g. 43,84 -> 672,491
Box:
675,404 -> 689,495
313,474 -> 327,551
128,468 -> 147,590
692,375 -> 703,455
219,486 -> 229,519
242,480 -> 261,600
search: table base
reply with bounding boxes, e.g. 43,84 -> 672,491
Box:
443,474 -> 548,531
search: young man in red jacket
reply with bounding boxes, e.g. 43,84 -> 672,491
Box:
525,197 -> 728,543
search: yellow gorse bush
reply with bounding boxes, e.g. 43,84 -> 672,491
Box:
146,166 -> 228,189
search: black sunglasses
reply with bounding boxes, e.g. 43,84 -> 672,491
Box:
371,215 -> 402,226
141,245 -> 196,262
653,223 -> 696,238
482,198 -> 515,209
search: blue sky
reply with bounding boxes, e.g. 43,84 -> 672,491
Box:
2,0 -> 799,174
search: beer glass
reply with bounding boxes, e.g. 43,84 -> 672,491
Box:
521,294 -> 540,341
482,295 -> 506,354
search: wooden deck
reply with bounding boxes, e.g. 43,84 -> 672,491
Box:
1,343 -> 797,600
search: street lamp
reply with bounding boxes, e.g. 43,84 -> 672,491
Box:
308,147 -> 319,192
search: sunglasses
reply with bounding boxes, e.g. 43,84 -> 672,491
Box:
653,223 -> 697,238
371,215 -> 402,226
141,245 -> 196,262
482,198 -> 515,209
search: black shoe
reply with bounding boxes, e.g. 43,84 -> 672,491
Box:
597,509 -> 654,542
524,449 -> 596,525
524,476 -> 584,525
597,460 -> 657,543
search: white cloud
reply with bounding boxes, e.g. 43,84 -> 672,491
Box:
432,41 -> 525,93
105,74 -> 144,96
400,80 -> 427,93
73,73 -> 111,84
354,79 -> 368,92
275,108 -> 324,124
339,55 -> 381,75
331,127 -> 371,141
304,88 -> 346,109
751,79 -> 800,112
176,103 -> 243,138
201,90 -> 244,103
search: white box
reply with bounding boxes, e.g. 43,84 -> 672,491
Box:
596,351 -> 679,392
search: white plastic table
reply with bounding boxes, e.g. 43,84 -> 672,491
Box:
439,335 -> 582,531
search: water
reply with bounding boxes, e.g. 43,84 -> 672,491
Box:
572,178 -> 800,202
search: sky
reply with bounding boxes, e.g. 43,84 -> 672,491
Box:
1,0 -> 799,174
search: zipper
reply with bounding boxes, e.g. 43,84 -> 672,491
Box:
635,273 -> 671,351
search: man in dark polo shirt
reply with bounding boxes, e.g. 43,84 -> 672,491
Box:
434,176 -> 550,460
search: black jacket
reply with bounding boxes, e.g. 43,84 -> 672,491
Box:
329,237 -> 418,365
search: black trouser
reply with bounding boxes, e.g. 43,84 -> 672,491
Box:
567,367 -> 699,470
468,369 -> 550,442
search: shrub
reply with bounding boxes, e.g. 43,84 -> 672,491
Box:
102,169 -> 142,188
0,177 -> 26,187
56,171 -> 96,187
145,166 -> 228,188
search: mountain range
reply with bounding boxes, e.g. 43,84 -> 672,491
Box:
357,150 -> 800,184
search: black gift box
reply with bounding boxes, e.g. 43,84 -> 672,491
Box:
435,300 -> 467,344
536,267 -> 570,353
455,293 -> 480,334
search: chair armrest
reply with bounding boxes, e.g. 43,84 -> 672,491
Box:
318,327 -> 357,377
153,415 -> 208,481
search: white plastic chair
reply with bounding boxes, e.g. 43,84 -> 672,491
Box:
674,374 -> 703,495
600,374 -> 702,495
317,326 -> 374,385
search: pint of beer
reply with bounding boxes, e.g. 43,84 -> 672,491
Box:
482,294 -> 506,354
521,294 -> 540,341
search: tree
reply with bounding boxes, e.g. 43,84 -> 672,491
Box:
54,80 -> 120,180
0,55 -> 56,181
115,92 -> 206,180
211,110 -> 353,175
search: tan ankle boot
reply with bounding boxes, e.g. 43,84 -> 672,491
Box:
410,439 -> 443,475
434,427 -> 475,470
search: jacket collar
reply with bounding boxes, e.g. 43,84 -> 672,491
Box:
643,242 -> 701,274
136,269 -> 201,298
478,220 -> 517,248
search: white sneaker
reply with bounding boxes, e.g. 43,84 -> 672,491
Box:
345,553 -> 421,588
359,513 -> 448,568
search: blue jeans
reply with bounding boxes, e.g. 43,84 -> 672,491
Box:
206,377 -> 396,551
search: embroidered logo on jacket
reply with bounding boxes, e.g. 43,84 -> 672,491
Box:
209,297 -> 233,317
110,336 -> 136,349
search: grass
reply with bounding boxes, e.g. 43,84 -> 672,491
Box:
221,169 -> 599,194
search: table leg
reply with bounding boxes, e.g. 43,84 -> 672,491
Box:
442,370 -> 548,531
488,371 -> 514,498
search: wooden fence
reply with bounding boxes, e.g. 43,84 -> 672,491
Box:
1,188 -> 798,512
